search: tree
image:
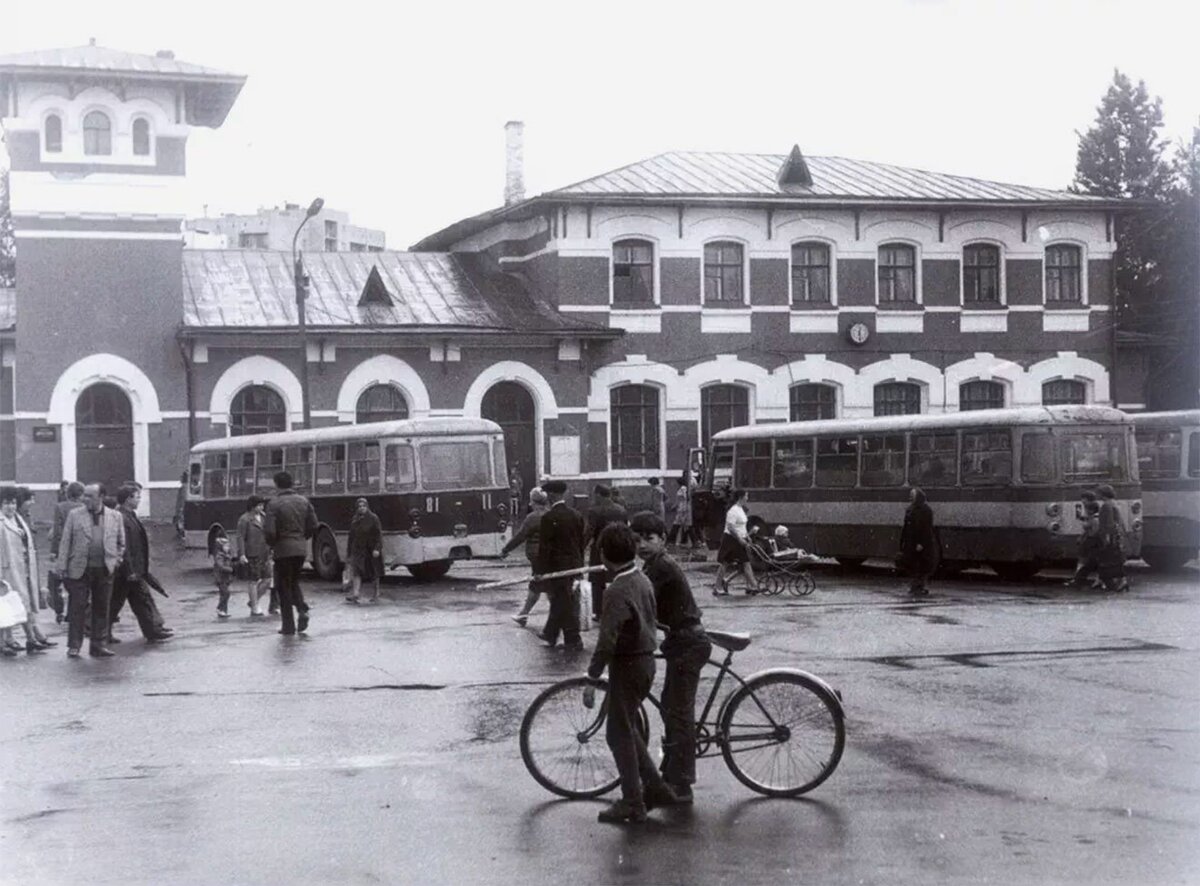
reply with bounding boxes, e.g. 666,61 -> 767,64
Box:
0,167 -> 13,288
1072,70 -> 1198,408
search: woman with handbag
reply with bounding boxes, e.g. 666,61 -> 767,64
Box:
0,486 -> 53,654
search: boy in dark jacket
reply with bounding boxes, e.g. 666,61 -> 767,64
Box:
584,523 -> 680,823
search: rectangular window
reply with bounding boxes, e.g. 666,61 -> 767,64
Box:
710,445 -> 735,490
1135,429 -> 1182,480
735,441 -> 772,489
963,244 -> 1000,303
610,385 -> 660,470
347,441 -> 382,493
789,384 -> 836,422
909,433 -> 958,487
1189,433 -> 1200,478
229,451 -> 256,497
874,383 -> 922,417
773,439 -> 814,488
703,242 -> 744,304
878,244 -> 916,302
1059,434 -> 1127,482
815,436 -> 859,488
255,448 -> 283,492
286,446 -> 314,492
315,444 -> 347,492
1045,245 -> 1082,302
238,232 -> 268,249
492,440 -> 507,488
1020,433 -> 1055,483
612,241 -> 655,305
203,453 -> 228,499
385,444 -> 416,491
419,441 -> 491,491
961,431 -> 1012,486
861,435 -> 906,487
791,243 -> 831,304
188,462 -> 202,496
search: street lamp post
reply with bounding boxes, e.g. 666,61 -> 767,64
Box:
291,197 -> 324,429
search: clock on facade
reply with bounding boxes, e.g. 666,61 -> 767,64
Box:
848,322 -> 870,345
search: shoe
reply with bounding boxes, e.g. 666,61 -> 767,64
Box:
25,642 -> 48,655
278,629 -> 295,636
297,612 -> 310,633
563,642 -> 584,653
67,647 -> 81,658
35,638 -> 57,648
643,783 -> 681,811
158,627 -> 175,635
365,597 -> 380,605
268,607 -> 279,616
106,635 -> 123,644
217,609 -> 230,619
1,646 -> 17,657
250,610 -> 266,618
597,799 -> 648,824
510,614 -> 528,626
344,596 -> 360,605
56,614 -> 65,624
145,633 -> 172,643
666,783 -> 694,804
539,633 -> 557,648
89,646 -> 116,658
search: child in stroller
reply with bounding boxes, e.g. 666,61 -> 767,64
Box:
745,524 -> 816,596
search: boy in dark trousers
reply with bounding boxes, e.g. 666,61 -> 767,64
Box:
584,523 -> 680,823
629,510 -> 711,802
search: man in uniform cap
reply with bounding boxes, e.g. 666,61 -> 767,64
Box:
534,480 -> 585,650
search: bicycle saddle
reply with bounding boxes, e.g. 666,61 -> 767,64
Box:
707,630 -> 751,652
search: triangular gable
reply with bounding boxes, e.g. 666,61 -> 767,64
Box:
777,144 -> 813,187
359,265 -> 393,307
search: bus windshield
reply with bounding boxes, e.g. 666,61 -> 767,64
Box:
1059,433 -> 1127,482
419,441 -> 492,491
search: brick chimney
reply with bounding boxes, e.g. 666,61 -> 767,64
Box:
504,120 -> 525,206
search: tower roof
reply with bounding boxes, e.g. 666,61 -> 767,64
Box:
0,43 -> 246,127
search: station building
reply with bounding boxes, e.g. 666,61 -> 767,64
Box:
0,43 -> 1133,518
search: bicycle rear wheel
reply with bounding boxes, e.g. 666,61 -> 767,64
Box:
519,677 -> 647,799
720,671 -> 844,797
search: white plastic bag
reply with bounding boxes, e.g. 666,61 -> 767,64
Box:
575,578 -> 592,632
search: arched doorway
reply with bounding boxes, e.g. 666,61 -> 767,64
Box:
482,381 -> 537,501
75,383 -> 134,491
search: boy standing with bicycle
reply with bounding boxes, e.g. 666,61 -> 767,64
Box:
630,511 -> 711,803
583,523 -> 681,823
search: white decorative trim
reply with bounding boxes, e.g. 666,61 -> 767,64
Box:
14,229 -> 181,241
588,357 -> 677,468
875,311 -> 925,333
771,356 -> 857,419
960,311 -> 1009,333
959,239 -> 1008,306
700,310 -> 752,334
462,361 -> 562,480
607,235 -> 662,306
609,310 -> 662,334
874,239 -> 924,306
334,354 -> 431,423
785,236 -> 840,306
944,353 -> 1025,409
8,170 -> 188,218
558,340 -> 582,362
857,354 -> 946,415
1026,352 -> 1110,404
208,355 -> 303,429
191,343 -> 209,364
1042,310 -> 1090,332
661,305 -> 703,313
1041,239 -> 1090,306
789,312 -> 839,333
558,305 -> 609,313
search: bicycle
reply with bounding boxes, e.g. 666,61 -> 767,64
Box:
519,629 -> 845,799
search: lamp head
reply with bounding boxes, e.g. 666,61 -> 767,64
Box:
305,198 -> 325,218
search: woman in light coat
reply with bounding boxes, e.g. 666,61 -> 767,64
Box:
0,486 -> 53,653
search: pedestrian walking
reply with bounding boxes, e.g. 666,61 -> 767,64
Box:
212,533 -> 235,618
1095,485 -> 1130,592
899,487 -> 937,597
647,477 -> 667,523
47,481 -> 85,623
56,484 -> 125,658
344,497 -> 383,604
235,495 -> 271,617
1066,490 -> 1104,589
173,470 -> 188,543
0,578 -> 27,656
508,466 -> 524,518
263,471 -> 318,636
0,487 -> 53,654
111,485 -> 172,642
630,511 -> 709,803
584,485 -> 627,619
666,471 -> 696,548
499,487 -> 548,626
534,479 -> 584,651
714,489 -> 759,595
584,522 -> 681,823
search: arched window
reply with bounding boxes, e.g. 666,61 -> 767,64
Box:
874,382 -> 921,416
960,380 -> 1005,411
132,118 -> 151,156
703,241 -> 744,304
1042,379 -> 1087,406
1045,245 -> 1082,303
230,385 -> 286,436
963,244 -> 1000,303
791,242 -> 831,304
610,384 -> 659,469
878,243 -> 916,303
612,239 -> 654,305
355,384 -> 409,423
701,384 -> 749,447
82,111 -> 112,155
789,383 -> 836,421
44,114 -> 63,153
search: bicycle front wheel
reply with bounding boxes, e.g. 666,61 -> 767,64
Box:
520,677 -> 634,799
720,671 -> 844,797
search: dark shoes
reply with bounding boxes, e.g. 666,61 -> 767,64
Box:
666,783 -> 694,804
67,647 -> 81,658
643,783 -> 682,811
297,612 -> 310,634
278,629 -> 295,636
597,799 -> 648,824
25,642 -> 47,655
562,641 -> 584,653
145,632 -> 172,643
89,646 -> 116,658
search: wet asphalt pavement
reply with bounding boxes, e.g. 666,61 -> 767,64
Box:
1,529 -> 1198,886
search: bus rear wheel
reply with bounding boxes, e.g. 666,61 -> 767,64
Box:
1141,546 -> 1195,572
313,528 -> 342,581
990,561 -> 1042,582
407,560 -> 452,582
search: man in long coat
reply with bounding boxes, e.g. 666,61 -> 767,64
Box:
57,484 -> 125,657
535,480 -> 585,651
110,484 -> 171,643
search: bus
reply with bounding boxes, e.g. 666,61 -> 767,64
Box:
184,418 -> 512,581
1131,410 -> 1200,571
694,405 -> 1142,581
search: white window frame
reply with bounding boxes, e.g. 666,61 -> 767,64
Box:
608,381 -> 666,473
700,237 -> 751,307
609,236 -> 661,307
788,237 -> 838,307
1042,241 -> 1089,306
874,240 -> 923,306
960,240 -> 1007,306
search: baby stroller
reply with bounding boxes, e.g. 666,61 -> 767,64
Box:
746,527 -> 817,597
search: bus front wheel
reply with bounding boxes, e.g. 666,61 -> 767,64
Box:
407,560 -> 452,582
990,561 -> 1042,582
313,528 -> 342,581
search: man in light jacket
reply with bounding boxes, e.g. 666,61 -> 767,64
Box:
57,484 -> 126,658
263,471 -> 318,636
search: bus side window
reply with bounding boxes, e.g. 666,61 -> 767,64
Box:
286,446 -> 313,492
347,441 -> 381,492
385,444 -> 416,491
773,439 -> 813,488
961,431 -> 1012,486
909,433 -> 957,487
1189,431 -> 1200,478
815,436 -> 858,488
316,444 -> 347,492
1020,433 -> 1055,483
203,453 -> 228,499
230,451 -> 256,496
1137,429 -> 1182,479
188,462 -> 202,495
256,448 -> 283,492
492,439 -> 507,487
735,441 -> 772,489
861,435 -> 906,487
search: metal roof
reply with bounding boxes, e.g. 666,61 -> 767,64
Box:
712,406 -> 1131,442
0,288 -> 13,332
189,417 -> 504,454
181,250 -> 614,337
1129,410 -> 1200,427
552,151 -> 1111,204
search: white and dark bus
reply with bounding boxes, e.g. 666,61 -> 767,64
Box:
1131,410 -> 1200,571
184,418 -> 511,581
694,405 -> 1142,580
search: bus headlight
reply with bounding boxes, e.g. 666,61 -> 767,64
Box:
497,503 -> 508,517
1132,518 -> 1143,531
1131,501 -> 1142,515
1048,521 -> 1061,533
497,519 -> 508,532
1046,503 -> 1061,517
408,524 -> 421,539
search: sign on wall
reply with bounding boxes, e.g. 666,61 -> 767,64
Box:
549,435 -> 580,476
32,426 -> 57,443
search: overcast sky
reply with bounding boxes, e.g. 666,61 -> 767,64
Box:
4,0 -> 1197,248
